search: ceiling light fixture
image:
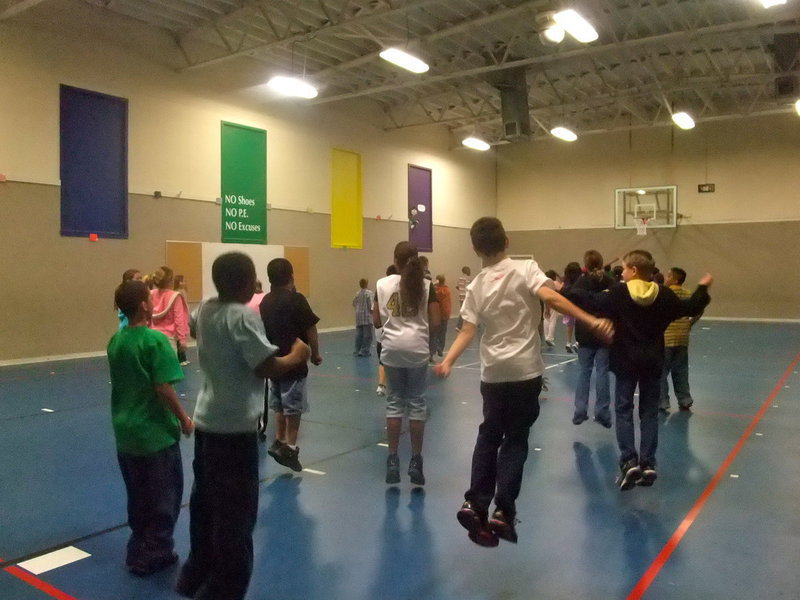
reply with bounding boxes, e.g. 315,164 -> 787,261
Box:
554,9 -> 599,43
535,11 -> 565,45
462,136 -> 491,151
795,99 -> 800,115
379,48 -> 429,73
671,111 -> 695,129
761,0 -> 787,8
266,75 -> 318,99
637,189 -> 647,195
550,126 -> 578,142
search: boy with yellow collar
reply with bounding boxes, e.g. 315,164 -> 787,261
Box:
568,250 -> 712,490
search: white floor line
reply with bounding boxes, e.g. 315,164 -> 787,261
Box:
302,468 -> 326,475
454,361 -> 481,369
376,442 -> 388,447
545,358 -> 578,369
18,546 -> 91,575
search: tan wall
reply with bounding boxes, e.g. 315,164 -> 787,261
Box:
0,182 -> 477,361
506,221 -> 800,319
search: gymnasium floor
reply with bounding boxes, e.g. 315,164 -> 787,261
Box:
1,321 -> 798,600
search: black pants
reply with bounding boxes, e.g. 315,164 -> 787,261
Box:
178,430 -> 259,600
117,442 -> 183,567
465,378 -> 542,516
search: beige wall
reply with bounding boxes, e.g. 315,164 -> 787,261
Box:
497,115 -> 800,230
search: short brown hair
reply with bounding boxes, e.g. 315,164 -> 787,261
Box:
583,249 -> 604,272
623,249 -> 655,278
471,217 -> 506,256
115,280 -> 149,319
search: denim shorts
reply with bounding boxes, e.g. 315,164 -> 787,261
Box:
384,365 -> 428,421
268,378 -> 308,416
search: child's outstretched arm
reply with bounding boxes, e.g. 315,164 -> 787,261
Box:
434,321 -> 476,378
674,274 -> 713,318
254,338 -> 311,378
307,325 -> 323,366
538,286 -> 614,344
155,383 -> 194,436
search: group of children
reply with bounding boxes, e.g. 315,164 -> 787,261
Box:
106,216 -> 712,597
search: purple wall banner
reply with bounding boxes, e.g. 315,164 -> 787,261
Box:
408,164 -> 432,252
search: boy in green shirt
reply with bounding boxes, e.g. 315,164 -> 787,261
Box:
107,280 -> 193,576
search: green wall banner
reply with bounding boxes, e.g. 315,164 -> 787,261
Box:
221,121 -> 267,244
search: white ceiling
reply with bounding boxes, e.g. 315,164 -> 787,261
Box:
3,0 -> 800,144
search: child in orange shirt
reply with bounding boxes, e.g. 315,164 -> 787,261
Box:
432,275 -> 452,358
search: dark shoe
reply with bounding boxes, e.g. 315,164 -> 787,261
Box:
386,453 -> 400,484
679,403 -> 693,412
408,454 -> 425,486
457,501 -> 498,548
274,444 -> 303,472
489,509 -> 519,544
638,464 -> 658,487
545,339 -> 555,347
267,439 -> 284,461
617,459 -> 642,492
565,344 -> 573,354
572,413 -> 589,425
128,552 -> 178,576
593,416 -> 612,429
175,565 -> 202,597
658,406 -> 670,415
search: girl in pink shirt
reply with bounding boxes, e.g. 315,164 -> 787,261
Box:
150,266 -> 190,365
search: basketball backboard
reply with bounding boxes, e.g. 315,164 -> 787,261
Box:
614,186 -> 677,229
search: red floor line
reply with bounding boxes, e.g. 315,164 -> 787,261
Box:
627,350 -> 800,600
2,564 -> 81,600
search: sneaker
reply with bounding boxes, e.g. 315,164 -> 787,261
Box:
489,509 -> 519,544
376,384 -> 387,396
572,413 -> 589,425
593,416 -> 612,429
180,360 -> 190,367
128,552 -> 178,576
274,444 -> 303,472
386,453 -> 400,484
679,403 -> 693,412
617,459 -> 642,492
267,439 -> 283,460
545,339 -> 555,347
408,454 -> 425,486
572,343 -> 579,352
638,464 -> 658,487
457,501 -> 498,548
565,344 -> 573,354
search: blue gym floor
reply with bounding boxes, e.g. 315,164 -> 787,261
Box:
1,321 -> 798,600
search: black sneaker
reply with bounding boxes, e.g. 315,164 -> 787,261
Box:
489,509 -> 519,543
565,344 -> 573,354
386,453 -> 400,484
572,413 -> 589,425
274,444 -> 303,472
545,339 -> 555,347
128,552 -> 178,576
617,459 -> 642,491
408,454 -> 425,486
267,439 -> 283,462
638,464 -> 658,487
679,403 -> 693,412
457,501 -> 498,548
593,416 -> 612,429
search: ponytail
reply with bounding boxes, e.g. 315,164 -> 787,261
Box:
394,241 -> 425,315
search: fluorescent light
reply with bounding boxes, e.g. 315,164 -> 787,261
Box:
671,111 -> 695,129
554,9 -> 598,43
761,0 -> 786,8
379,48 -> 429,73
795,99 -> 800,115
550,126 -> 578,142
462,136 -> 491,151
636,189 -> 646,195
542,25 -> 565,44
266,76 -> 318,99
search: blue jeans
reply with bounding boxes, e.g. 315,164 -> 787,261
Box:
465,378 -> 542,516
384,364 -> 428,421
354,325 -> 373,356
660,345 -> 693,409
574,345 -> 611,422
614,372 -> 660,467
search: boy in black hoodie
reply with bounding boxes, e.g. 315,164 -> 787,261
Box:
567,250 -> 712,491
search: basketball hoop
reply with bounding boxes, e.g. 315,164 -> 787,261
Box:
636,217 -> 650,236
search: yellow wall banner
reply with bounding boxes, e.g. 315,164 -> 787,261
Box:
330,148 -> 362,248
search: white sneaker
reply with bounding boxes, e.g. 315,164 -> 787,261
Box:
376,384 -> 386,396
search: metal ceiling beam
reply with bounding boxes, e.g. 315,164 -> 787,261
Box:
312,10 -> 800,104
178,0 -> 441,71
0,0 -> 48,20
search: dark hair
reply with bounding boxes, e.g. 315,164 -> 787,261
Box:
545,269 -> 559,280
611,265 -> 623,281
115,280 -> 149,319
563,262 -> 582,286
670,267 -> 687,285
461,266 -> 471,275
359,278 -> 368,288
212,252 -> 256,299
386,264 -> 399,276
470,217 -> 506,256
583,249 -> 604,272
394,241 -> 425,314
152,266 -> 174,290
121,269 -> 140,283
653,271 -> 665,284
623,249 -> 655,278
267,258 -> 293,287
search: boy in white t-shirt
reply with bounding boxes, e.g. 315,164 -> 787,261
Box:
435,218 -> 613,547
176,252 -> 310,600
